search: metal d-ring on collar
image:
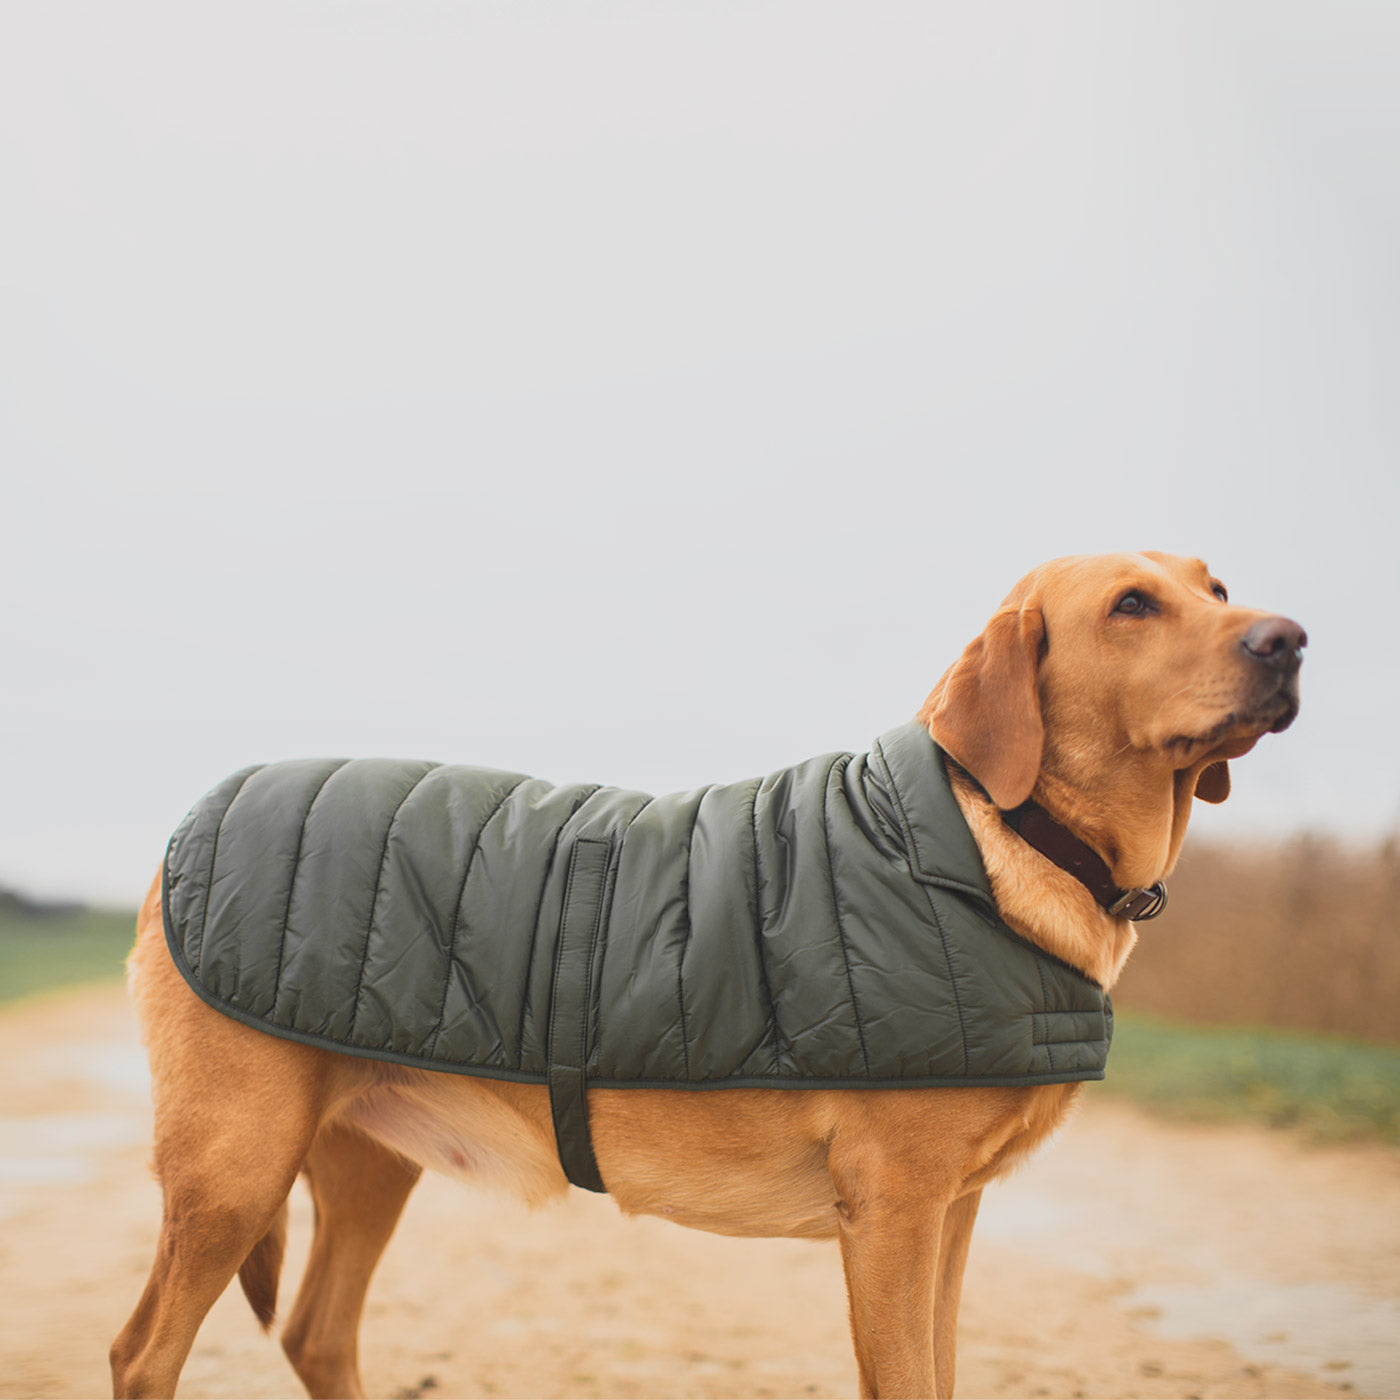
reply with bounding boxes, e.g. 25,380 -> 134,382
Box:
1105,881 -> 1169,922
1003,804 -> 1171,923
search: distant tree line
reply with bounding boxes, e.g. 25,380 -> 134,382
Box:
0,886 -> 86,920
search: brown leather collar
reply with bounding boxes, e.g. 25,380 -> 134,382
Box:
1003,803 -> 1169,922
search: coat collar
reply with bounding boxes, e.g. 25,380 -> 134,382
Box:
871,722 -> 1000,922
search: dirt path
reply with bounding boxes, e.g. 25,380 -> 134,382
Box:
2,984 -> 1397,1400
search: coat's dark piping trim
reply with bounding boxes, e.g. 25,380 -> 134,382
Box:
514,784 -> 601,1061
270,760 -> 352,1017
424,775 -> 530,1058
346,764 -> 442,1041
821,754 -> 871,1078
194,765 -> 263,982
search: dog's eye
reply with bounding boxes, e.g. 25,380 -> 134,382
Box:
1114,590 -> 1151,615
1211,582 -> 1229,603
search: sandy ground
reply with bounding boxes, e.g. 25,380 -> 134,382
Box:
2,984 -> 1398,1400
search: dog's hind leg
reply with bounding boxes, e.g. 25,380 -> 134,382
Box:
112,938 -> 330,1397
110,1080 -> 323,1396
280,1123 -> 422,1400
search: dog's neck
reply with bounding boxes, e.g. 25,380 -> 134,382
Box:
946,761 -> 1138,990
1031,745 -> 1195,890
1002,803 -> 1169,923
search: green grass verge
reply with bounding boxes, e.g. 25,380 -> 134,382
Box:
0,907 -> 137,1005
1104,1013 -> 1400,1147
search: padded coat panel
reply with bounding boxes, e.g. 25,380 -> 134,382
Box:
164,723 -> 1111,1095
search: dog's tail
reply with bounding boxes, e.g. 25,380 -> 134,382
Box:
238,1202 -> 288,1331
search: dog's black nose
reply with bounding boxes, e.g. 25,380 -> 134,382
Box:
1242,616 -> 1308,671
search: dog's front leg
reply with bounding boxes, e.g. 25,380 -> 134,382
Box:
932,1188 -> 981,1399
834,1165 -> 951,1399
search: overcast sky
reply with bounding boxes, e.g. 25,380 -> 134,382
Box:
3,2 -> 1397,904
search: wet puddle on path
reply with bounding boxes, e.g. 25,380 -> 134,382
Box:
1129,1274 -> 1400,1397
980,1166 -> 1400,1396
0,1036 -> 150,1218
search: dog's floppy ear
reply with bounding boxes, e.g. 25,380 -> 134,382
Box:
1194,760 -> 1231,803
919,605 -> 1045,809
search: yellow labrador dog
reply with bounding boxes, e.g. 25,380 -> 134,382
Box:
112,552 -> 1303,1399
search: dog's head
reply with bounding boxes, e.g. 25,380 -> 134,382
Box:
920,552 -> 1304,882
